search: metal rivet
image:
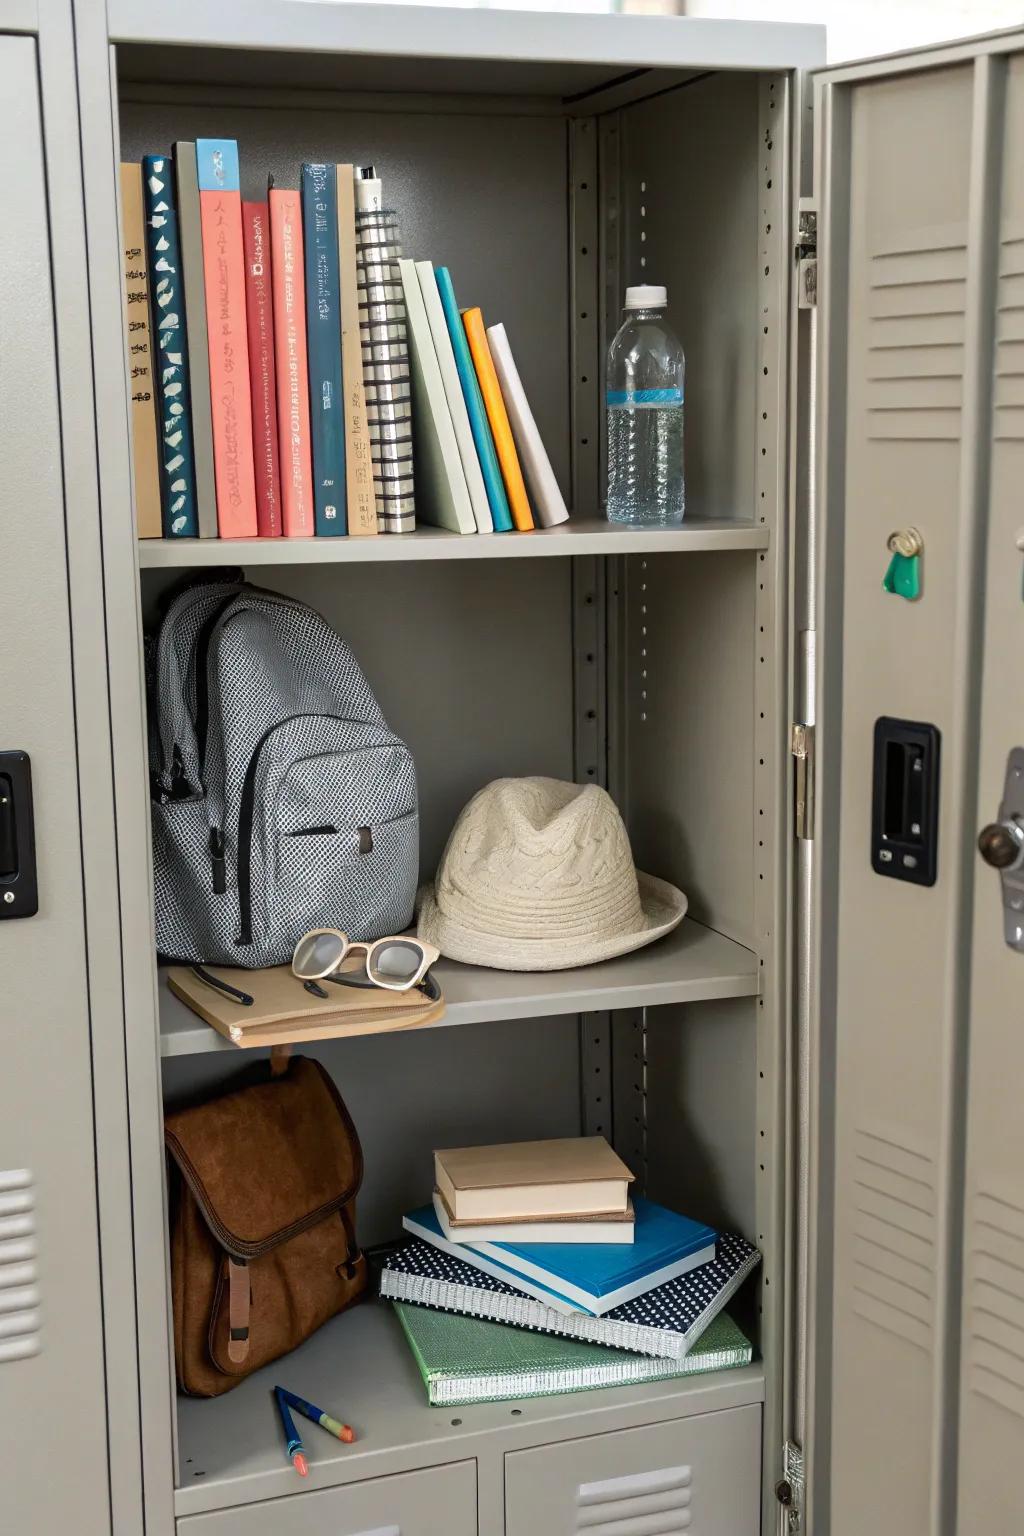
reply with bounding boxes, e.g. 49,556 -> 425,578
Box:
3,891 -> 14,906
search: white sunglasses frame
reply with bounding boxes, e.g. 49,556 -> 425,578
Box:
291,928 -> 440,992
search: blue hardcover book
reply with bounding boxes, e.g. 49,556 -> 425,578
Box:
402,1197 -> 716,1317
141,154 -> 198,537
434,267 -> 512,532
301,163 -> 346,535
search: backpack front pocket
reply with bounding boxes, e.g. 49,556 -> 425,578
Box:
274,806 -> 419,942
236,716 -> 417,948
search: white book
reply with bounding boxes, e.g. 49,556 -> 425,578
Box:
415,259 -> 493,533
486,321 -> 570,528
398,260 -> 476,535
432,1190 -> 635,1246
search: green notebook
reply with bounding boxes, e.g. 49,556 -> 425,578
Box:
394,1303 -> 753,1407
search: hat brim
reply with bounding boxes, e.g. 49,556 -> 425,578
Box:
415,871 -> 688,973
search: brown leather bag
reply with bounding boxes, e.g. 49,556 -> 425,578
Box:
165,1056 -> 368,1397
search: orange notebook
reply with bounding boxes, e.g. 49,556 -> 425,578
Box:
268,186 -> 315,537
461,307 -> 534,531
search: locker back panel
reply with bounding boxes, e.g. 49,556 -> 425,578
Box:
957,50 -> 1024,1531
829,61 -> 976,1536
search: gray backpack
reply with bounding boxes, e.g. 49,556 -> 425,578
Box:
149,580 -> 418,967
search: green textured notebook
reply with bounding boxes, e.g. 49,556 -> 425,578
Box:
393,1303 -> 752,1407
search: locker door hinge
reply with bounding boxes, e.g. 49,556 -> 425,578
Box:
796,198 -> 817,308
791,724 -> 815,840
776,1440 -> 805,1532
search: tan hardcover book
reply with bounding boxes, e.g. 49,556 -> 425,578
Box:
336,163 -> 377,536
119,164 -> 162,538
435,1137 -> 634,1222
435,1188 -> 634,1243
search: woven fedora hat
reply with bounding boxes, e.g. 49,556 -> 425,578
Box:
416,777 -> 687,972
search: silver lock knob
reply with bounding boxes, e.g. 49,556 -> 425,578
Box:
978,818 -> 1024,871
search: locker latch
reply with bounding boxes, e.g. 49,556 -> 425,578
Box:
791,724 -> 815,840
977,747 -> 1024,952
0,751 -> 38,919
796,199 -> 817,309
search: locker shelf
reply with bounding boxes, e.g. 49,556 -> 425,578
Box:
137,518 -> 769,569
158,920 -> 760,1057
173,1298 -> 765,1518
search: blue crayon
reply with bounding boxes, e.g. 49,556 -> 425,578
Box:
282,1386 -> 355,1443
274,1386 -> 308,1476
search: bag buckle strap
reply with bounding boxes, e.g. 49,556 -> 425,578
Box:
227,1256 -> 250,1364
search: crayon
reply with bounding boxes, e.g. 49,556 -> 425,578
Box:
282,1386 -> 356,1444
274,1386 -> 308,1476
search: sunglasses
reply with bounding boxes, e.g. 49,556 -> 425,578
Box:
291,928 -> 440,1000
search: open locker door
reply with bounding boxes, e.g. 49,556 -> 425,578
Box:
803,27 -> 1024,1536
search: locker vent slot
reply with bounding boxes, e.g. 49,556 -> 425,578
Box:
866,237 -> 966,441
575,1463 -> 691,1533
966,1189 -> 1024,1420
995,230 -> 1024,441
850,1129 -> 936,1352
0,1168 -> 41,1362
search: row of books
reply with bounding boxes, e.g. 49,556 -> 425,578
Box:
382,1136 -> 760,1406
120,141 -> 568,541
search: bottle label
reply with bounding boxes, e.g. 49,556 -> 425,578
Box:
606,387 -> 683,407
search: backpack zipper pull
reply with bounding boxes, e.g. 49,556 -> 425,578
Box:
209,828 -> 226,895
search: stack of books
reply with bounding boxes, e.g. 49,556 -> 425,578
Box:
120,144 -> 568,542
381,1136 -> 761,1407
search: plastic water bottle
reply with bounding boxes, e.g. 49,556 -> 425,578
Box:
606,285 -> 685,526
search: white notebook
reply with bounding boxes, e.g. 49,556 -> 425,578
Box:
415,259 -> 493,533
486,322 -> 570,528
399,260 -> 476,534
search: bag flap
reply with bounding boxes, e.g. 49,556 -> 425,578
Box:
164,1057 -> 363,1259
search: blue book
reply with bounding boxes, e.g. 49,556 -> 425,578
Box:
141,154 -> 198,537
433,267 -> 512,532
301,163 -> 346,535
402,1197 -> 716,1317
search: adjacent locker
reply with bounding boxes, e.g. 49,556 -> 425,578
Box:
0,31 -> 112,1536
957,49 -> 1024,1532
818,55 -> 989,1536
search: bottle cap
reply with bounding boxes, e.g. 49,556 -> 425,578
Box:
625,284 -> 667,309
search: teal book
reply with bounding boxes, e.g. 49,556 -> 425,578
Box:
433,267 -> 512,531
141,155 -> 198,537
302,163 -> 346,535
394,1303 -> 753,1407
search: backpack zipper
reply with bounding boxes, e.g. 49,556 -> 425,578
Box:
235,714 -> 407,946
209,827 -> 226,894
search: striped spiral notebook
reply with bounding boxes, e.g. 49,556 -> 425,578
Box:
394,1302 -> 753,1407
355,166 -> 414,534
381,1229 -> 760,1362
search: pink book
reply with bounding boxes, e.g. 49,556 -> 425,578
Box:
269,185 -> 314,537
242,201 -> 282,537
196,140 -> 258,538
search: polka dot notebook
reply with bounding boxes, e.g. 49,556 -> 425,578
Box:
380,1229 -> 760,1362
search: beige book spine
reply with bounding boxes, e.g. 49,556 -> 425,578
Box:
119,164 -> 162,538
336,164 -> 377,536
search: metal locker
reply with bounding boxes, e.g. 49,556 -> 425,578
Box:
0,23 -> 112,1536
807,29 -> 1024,1536
956,48 -> 1024,1534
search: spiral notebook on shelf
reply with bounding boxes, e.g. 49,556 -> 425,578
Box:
381,1229 -> 760,1362
394,1302 -> 753,1407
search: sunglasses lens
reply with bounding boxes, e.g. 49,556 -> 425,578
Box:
369,940 -> 424,986
293,931 -> 346,978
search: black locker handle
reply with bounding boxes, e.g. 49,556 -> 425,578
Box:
0,751 -> 38,919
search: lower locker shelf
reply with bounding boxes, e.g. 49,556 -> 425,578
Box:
174,1300 -> 765,1519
